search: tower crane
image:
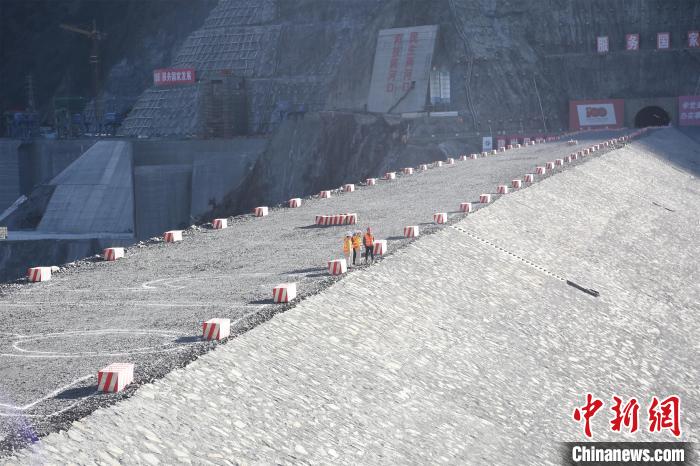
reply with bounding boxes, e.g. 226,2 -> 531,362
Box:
60,19 -> 106,127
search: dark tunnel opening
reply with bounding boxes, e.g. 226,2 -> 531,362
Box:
634,106 -> 671,128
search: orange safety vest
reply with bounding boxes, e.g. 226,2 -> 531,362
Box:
352,235 -> 361,249
363,233 -> 374,247
343,237 -> 352,253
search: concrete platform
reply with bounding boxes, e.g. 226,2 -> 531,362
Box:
4,130 -> 691,462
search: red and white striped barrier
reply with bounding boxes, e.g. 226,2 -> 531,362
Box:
481,151 -> 488,157
164,230 -> 182,243
213,218 -> 228,229
506,144 -> 513,150
433,212 -> 448,224
27,267 -> 51,282
490,150 -> 497,155
567,140 -> 578,146
583,149 -> 589,155
97,363 -> 134,393
403,167 -> 414,175
516,144 -> 522,148
459,155 -> 468,161
460,202 -> 473,213
328,259 -> 347,276
366,178 -> 377,186
273,283 -> 296,303
497,185 -> 509,195
403,225 -> 419,237
315,214 -> 347,226
254,206 -> 269,217
103,247 -> 124,261
570,153 -> 578,161
524,173 -> 535,183
434,161 -> 443,168
446,158 -> 455,165
498,147 -> 506,152
480,194 -> 491,203
419,164 -> 428,171
288,198 -> 302,208
202,318 -> 231,341
536,166 -> 546,175
320,190 -> 332,198
470,154 -> 478,160
555,159 -> 564,166
384,172 -> 396,180
564,155 -> 572,163
373,240 -> 387,256
343,184 -> 355,193
344,213 -> 357,225
511,179 -> 522,189
545,162 -> 555,170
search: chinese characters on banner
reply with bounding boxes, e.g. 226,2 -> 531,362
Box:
597,36 -> 609,54
0,226 -> 7,240
657,32 -> 671,50
573,394 -> 681,438
625,34 -> 639,51
153,68 -> 196,86
386,34 -> 403,93
679,96 -> 700,126
689,31 -> 700,48
402,32 -> 418,92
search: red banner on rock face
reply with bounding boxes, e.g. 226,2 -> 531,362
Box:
679,96 -> 700,126
569,99 -> 625,130
153,68 -> 195,86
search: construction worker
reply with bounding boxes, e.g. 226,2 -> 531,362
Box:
351,231 -> 362,265
343,233 -> 352,265
363,227 -> 375,264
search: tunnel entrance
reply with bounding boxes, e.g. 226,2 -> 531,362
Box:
634,106 -> 671,127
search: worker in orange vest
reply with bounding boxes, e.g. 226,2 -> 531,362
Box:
343,233 -> 352,265
363,227 -> 375,264
351,231 -> 362,265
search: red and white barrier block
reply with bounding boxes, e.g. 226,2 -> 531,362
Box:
343,184 -> 355,193
202,318 -> 231,341
434,161 -> 443,168
164,230 -> 182,243
27,267 -> 51,282
555,159 -> 564,166
524,173 -> 535,183
459,155 -> 468,161
460,202 -> 473,213
419,164 -> 428,171
497,185 -> 509,195
498,147 -> 506,153
403,226 -> 420,238
480,194 -> 491,204
254,206 -> 269,217
536,166 -> 546,175
446,158 -> 455,165
545,162 -> 554,170
97,363 -> 134,393
433,212 -> 448,224
506,144 -> 513,150
470,153 -> 479,160
403,167 -> 414,175
373,240 -> 387,256
288,198 -> 302,208
273,283 -> 296,303
315,214 -> 347,226
512,179 -> 522,189
328,259 -> 347,276
384,172 -> 396,180
570,153 -> 578,161
213,218 -> 228,229
344,213 -> 358,225
103,247 -> 124,261
481,151 -> 488,157
366,178 -> 377,186
320,190 -> 332,198
490,150 -> 497,155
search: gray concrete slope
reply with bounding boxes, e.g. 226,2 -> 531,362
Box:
36,141 -> 134,234
0,131 -> 628,450
4,128 -> 698,465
